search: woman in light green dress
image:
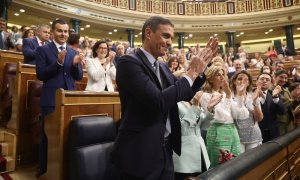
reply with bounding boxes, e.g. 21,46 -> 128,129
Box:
173,91 -> 222,180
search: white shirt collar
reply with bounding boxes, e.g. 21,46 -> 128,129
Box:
140,47 -> 156,65
53,40 -> 66,51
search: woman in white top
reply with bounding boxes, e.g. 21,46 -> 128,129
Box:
230,71 -> 263,153
85,40 -> 116,92
200,65 -> 245,168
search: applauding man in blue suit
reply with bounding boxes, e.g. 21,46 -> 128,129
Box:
35,19 -> 84,177
23,24 -> 50,65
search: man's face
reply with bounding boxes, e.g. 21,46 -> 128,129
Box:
234,60 -> 242,71
37,27 -> 50,41
144,24 -> 173,59
0,20 -> 6,31
117,46 -> 125,55
53,23 -> 69,45
276,63 -> 284,71
257,74 -> 272,90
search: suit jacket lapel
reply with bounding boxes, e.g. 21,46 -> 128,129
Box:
136,48 -> 162,89
159,62 -> 173,86
49,42 -> 59,58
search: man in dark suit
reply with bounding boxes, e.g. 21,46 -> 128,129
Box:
35,19 -> 84,177
276,41 -> 292,57
0,18 -> 14,50
256,73 -> 285,143
111,16 -> 218,180
23,24 -> 50,64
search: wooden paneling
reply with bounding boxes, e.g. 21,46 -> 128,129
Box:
239,148 -> 288,180
287,137 -> 300,179
42,90 -> 120,180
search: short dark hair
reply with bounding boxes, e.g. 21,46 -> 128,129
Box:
67,33 -> 80,45
141,16 -> 174,43
51,19 -> 67,30
257,72 -> 272,80
289,82 -> 300,92
92,40 -> 109,58
274,69 -> 288,77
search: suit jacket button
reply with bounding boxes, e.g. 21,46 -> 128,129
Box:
64,72 -> 67,76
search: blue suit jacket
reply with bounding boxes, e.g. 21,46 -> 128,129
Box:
23,37 -> 40,65
111,48 -> 205,177
35,41 -> 83,108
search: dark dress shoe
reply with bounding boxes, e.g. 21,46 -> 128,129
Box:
36,170 -> 45,178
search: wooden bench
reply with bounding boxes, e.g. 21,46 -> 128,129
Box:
283,60 -> 300,72
0,50 -> 23,121
197,128 -> 300,180
42,89 -> 120,180
4,62 -> 87,168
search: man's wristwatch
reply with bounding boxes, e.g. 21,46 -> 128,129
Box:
272,95 -> 279,98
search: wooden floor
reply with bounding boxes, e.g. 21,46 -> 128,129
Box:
9,164 -> 37,180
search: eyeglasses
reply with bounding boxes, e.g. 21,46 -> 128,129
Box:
98,47 -> 107,50
258,77 -> 271,82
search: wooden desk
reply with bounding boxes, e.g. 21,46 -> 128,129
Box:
42,90 -> 120,180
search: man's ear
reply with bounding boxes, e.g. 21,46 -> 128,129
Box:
144,27 -> 152,40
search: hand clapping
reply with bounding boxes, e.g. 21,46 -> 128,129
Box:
272,85 -> 282,97
207,94 -> 223,113
187,37 -> 219,80
58,50 -> 67,64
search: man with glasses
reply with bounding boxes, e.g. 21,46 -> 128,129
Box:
0,18 -> 14,50
256,73 -> 285,142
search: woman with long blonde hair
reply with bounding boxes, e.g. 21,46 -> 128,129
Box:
200,65 -> 241,167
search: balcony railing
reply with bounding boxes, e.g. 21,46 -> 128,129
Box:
86,0 -> 300,15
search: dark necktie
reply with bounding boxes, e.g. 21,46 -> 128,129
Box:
41,41 -> 45,46
0,31 -> 4,49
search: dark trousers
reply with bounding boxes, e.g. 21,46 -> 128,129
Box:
121,138 -> 174,180
38,107 -> 54,175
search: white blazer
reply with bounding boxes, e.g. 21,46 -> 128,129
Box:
85,57 -> 116,92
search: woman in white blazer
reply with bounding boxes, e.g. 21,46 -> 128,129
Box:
85,40 -> 116,92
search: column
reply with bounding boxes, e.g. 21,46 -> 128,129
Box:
177,32 -> 184,49
70,19 -> 81,34
226,31 -> 235,49
126,29 -> 134,48
284,25 -> 296,55
0,0 -> 12,20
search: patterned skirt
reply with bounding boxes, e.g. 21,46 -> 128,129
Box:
206,123 -> 240,168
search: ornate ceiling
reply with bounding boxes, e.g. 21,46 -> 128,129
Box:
7,0 -> 300,45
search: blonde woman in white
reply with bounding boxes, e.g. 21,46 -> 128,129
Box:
85,40 -> 116,92
200,65 -> 244,168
